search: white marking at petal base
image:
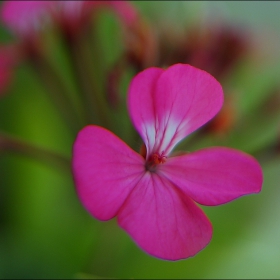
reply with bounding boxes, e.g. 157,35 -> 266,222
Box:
142,117 -> 189,157
142,123 -> 156,157
157,117 -> 190,155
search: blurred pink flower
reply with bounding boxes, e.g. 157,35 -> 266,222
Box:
0,0 -> 138,37
74,64 -> 263,260
1,0 -> 53,37
107,1 -> 138,25
0,1 -> 54,95
0,0 -> 138,95
53,0 -> 138,37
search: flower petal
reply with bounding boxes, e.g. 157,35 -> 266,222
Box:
128,67 -> 164,157
160,147 -> 263,206
128,64 -> 223,157
72,125 -> 145,221
118,172 -> 212,260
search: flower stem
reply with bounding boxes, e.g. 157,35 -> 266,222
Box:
65,28 -> 111,128
28,45 -> 86,135
0,132 -> 71,174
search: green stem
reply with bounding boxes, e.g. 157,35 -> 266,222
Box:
0,132 -> 71,174
65,28 -> 111,128
29,50 -> 86,135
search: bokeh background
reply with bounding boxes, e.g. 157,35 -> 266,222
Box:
1,1 -> 280,278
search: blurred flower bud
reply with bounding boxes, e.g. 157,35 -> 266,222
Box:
124,17 -> 158,70
204,94 -> 238,136
0,1 -> 53,39
0,45 -> 21,95
53,1 -> 140,41
157,20 -> 251,80
106,59 -> 126,109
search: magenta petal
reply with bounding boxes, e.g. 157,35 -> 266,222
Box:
72,125 -> 145,221
153,64 -> 224,154
128,67 -> 164,156
160,147 -> 263,206
118,173 -> 212,260
128,64 -> 223,156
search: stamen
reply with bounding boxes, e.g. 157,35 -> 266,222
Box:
145,151 -> 167,171
150,152 -> 167,165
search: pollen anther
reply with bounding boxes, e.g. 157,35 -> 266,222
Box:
145,151 -> 167,171
151,152 -> 167,165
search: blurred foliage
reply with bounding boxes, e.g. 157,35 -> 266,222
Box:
0,1 -> 280,279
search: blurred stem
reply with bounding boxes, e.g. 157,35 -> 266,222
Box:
28,49 -> 85,135
65,28 -> 111,128
0,132 -> 71,174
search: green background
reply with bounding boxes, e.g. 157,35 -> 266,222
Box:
1,1 -> 280,278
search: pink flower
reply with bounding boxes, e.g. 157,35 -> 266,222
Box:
0,0 -> 139,95
1,1 -> 53,37
53,1 -> 138,36
0,1 -> 53,95
0,1 -> 138,38
72,64 -> 263,260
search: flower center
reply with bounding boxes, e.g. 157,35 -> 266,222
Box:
139,144 -> 167,172
145,152 -> 167,172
